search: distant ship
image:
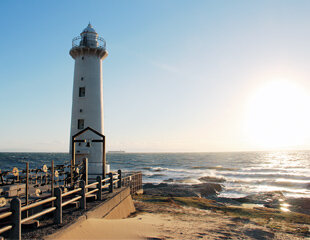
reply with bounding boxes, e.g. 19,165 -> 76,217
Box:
107,150 -> 126,153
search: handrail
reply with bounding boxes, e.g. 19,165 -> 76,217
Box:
21,207 -> 56,224
62,196 -> 82,207
102,178 -> 110,183
0,225 -> 12,234
62,188 -> 81,197
0,211 -> 12,220
85,188 -> 98,196
21,197 -> 56,212
102,183 -> 110,188
86,181 -> 98,188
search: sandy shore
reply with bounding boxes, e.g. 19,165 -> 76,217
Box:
55,197 -> 309,240
55,216 -> 157,240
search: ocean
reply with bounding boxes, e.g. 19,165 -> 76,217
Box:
0,151 -> 310,199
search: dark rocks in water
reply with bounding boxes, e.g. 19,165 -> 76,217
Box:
192,183 -> 222,197
234,191 -> 286,209
163,178 -> 174,183
148,174 -> 166,178
287,198 -> 310,215
143,183 -> 168,189
145,186 -> 200,197
235,191 -> 285,203
142,182 -> 223,198
198,176 -> 226,183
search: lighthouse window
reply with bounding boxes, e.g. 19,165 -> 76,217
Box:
79,87 -> 85,97
81,77 -> 84,81
78,119 -> 84,129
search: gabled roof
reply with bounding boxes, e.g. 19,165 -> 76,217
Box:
72,126 -> 104,139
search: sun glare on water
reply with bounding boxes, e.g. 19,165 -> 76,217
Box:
245,80 -> 310,149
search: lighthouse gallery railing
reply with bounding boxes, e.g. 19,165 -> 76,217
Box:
71,35 -> 106,49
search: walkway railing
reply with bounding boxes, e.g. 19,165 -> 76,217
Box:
122,172 -> 143,194
0,171 -> 142,240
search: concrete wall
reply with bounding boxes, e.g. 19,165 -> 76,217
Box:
104,195 -> 135,219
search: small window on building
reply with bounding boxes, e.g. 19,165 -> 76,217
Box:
81,77 -> 84,81
80,109 -> 83,113
78,119 -> 84,129
82,56 -> 84,60
79,87 -> 85,97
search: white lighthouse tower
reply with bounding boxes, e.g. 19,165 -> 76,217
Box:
69,23 -> 108,180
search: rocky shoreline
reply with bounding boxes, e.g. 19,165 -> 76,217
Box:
143,182 -> 310,215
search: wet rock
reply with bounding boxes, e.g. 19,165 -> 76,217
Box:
193,183 -> 222,197
198,176 -> 226,183
143,184 -> 199,197
234,191 -> 286,209
287,198 -> 310,215
143,183 -> 223,198
143,183 -> 168,189
163,178 -> 174,183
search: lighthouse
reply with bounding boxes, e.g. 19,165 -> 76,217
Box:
69,23 -> 108,180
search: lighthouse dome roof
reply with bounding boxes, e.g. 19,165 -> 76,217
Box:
81,23 -> 97,34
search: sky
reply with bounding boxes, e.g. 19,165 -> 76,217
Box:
1,0 -> 310,152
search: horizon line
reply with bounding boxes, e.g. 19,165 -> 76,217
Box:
0,149 -> 309,154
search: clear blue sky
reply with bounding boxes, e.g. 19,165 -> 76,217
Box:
1,0 -> 310,152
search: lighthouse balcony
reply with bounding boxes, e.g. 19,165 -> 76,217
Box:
70,36 -> 108,59
72,35 -> 106,50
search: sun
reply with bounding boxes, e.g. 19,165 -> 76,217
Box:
244,79 -> 310,149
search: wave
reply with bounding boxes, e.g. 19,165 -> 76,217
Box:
142,166 -> 207,174
224,172 -> 310,181
228,178 -> 310,189
143,167 -> 170,172
174,178 -> 202,184
191,166 -> 237,171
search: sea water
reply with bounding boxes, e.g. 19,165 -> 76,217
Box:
0,151 -> 310,199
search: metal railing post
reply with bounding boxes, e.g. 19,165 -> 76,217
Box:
10,198 -> 21,240
117,170 -> 122,188
96,176 -> 102,201
109,173 -> 113,193
80,180 -> 86,210
54,188 -> 62,224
